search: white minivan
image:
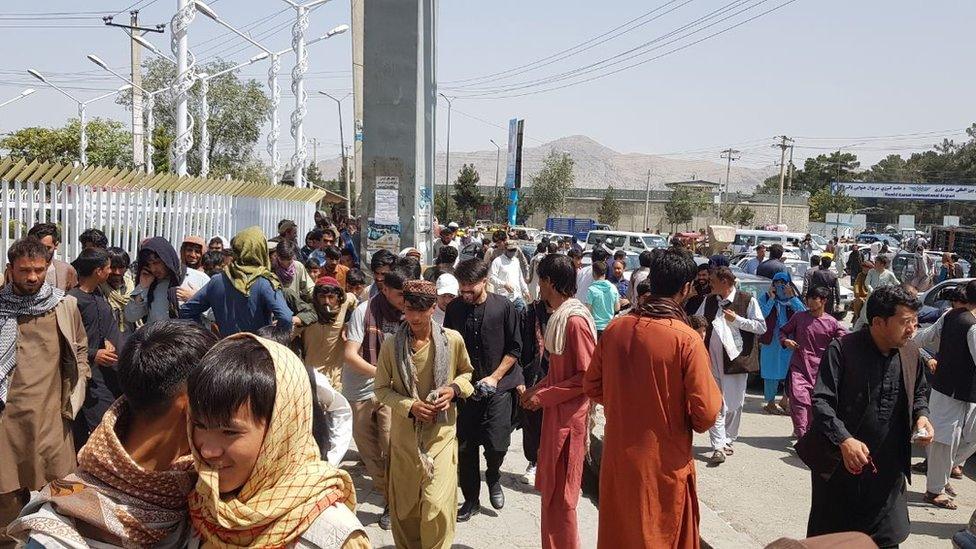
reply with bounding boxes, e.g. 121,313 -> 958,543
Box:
584,230 -> 668,253
731,229 -> 826,254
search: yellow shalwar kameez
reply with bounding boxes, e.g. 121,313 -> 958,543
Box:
374,328 -> 474,549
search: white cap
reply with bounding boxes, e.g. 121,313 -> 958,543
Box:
447,221 -> 460,229
436,273 -> 459,296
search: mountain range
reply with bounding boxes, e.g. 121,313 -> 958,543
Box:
316,134 -> 777,194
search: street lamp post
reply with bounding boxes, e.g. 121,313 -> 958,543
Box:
282,0 -> 333,188
318,91 -> 350,216
0,88 -> 36,109
171,0 -> 196,176
438,93 -> 452,223
28,69 -> 130,167
194,0 -> 345,184
489,138 -> 501,223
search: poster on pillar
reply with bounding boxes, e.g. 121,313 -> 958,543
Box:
368,176 -> 401,255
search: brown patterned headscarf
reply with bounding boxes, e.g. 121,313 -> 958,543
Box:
403,279 -> 436,297
7,399 -> 196,546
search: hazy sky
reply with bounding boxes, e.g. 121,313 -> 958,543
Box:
2,0 -> 974,172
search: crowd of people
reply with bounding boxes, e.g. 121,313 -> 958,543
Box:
0,214 -> 972,548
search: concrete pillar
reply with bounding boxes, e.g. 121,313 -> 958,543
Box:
361,0 -> 436,263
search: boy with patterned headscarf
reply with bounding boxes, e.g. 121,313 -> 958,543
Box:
375,279 -> 474,549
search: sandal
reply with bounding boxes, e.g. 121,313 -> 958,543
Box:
952,466 -> 964,480
724,445 -> 734,456
762,402 -> 779,415
911,460 -> 928,474
945,483 -> 958,498
924,492 -> 958,510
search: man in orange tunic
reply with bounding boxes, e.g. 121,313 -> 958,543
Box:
584,248 -> 722,549
521,254 -> 597,549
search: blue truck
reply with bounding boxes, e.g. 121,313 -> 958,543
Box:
545,217 -> 610,242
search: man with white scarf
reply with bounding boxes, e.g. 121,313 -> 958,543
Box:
0,236 -> 89,540
695,265 -> 766,465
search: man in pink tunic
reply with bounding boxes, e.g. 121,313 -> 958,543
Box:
780,286 -> 848,437
520,254 -> 597,549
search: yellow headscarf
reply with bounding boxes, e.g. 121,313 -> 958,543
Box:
188,333 -> 356,548
224,226 -> 281,296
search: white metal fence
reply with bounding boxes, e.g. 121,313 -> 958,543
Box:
0,158 -> 330,263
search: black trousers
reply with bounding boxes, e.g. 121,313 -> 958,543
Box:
458,390 -> 514,503
521,407 -> 543,464
71,365 -> 119,449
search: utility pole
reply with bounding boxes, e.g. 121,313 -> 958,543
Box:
351,0 -> 364,214
786,143 -> 795,191
310,137 -> 319,164
774,135 -> 793,225
490,138 -> 501,196
643,169 -> 651,230
130,11 -> 145,169
172,0 -> 193,176
720,148 -> 740,219
439,93 -> 452,223
343,145 -> 352,218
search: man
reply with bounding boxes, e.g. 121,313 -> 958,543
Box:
273,239 -> 315,301
7,321 -> 217,548
79,228 -> 109,250
627,250 -> 653,306
527,242 -> 558,301
803,254 -> 822,289
0,237 -> 89,542
445,258 -> 523,521
320,245 -> 350,290
101,247 -> 135,335
179,235 -> 211,299
695,266 -> 767,464
432,223 -> 460,259
339,222 -> 361,269
68,248 -> 125,448
567,249 -> 583,271
807,255 -> 841,314
684,263 -> 712,316
585,261 -> 619,337
912,280 -> 976,510
125,237 -> 188,326
803,285 -> 933,546
585,248 -> 721,549
342,259 -> 412,529
302,228 -> 325,259
756,243 -> 789,279
846,243 -> 863,277
207,236 -> 225,253
575,247 -> 610,302
179,227 -> 293,336
433,273 -> 458,325
298,276 -> 358,390
23,222 -> 77,291
374,280 -> 474,549
487,230 -> 529,278
271,218 -> 299,245
742,244 -> 766,276
520,254 -> 597,549
854,256 -> 900,330
490,241 -> 530,313
424,245 -> 459,282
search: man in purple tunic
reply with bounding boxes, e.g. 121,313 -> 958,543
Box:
780,286 -> 848,437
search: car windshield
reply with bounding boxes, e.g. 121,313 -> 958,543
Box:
643,235 -> 667,248
588,233 -> 628,248
811,235 -> 828,246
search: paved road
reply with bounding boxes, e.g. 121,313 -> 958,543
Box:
694,390 -> 975,548
342,431 -> 600,549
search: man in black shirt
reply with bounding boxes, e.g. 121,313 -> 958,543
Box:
683,263 -> 711,316
445,258 -> 523,521
756,243 -> 789,280
68,248 -> 126,448
804,285 -> 933,547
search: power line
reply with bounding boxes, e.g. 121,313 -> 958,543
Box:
440,0 -> 695,86
445,0 -> 764,94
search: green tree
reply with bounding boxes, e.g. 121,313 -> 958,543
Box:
665,188 -> 708,231
490,188 -> 507,223
0,117 -> 132,168
531,150 -> 575,217
121,58 -> 272,179
452,163 -> 483,226
735,205 -> 756,227
597,185 -> 621,226
808,187 -> 857,222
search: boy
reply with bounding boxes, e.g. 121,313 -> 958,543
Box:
346,268 -> 368,303
306,257 -> 324,284
68,248 -> 126,447
585,260 -> 619,338
298,277 -> 358,390
780,286 -> 847,437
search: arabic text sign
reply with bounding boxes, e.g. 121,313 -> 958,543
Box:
832,181 -> 976,201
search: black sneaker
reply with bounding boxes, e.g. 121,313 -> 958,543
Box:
457,500 -> 480,522
379,506 -> 391,530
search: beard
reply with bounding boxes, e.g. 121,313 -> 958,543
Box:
693,280 -> 711,295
